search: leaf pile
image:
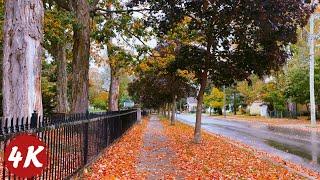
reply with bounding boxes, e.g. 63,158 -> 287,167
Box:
83,118 -> 147,179
161,119 -> 308,179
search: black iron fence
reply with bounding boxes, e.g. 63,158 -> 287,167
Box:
269,110 -> 298,119
269,110 -> 319,119
0,109 -> 138,179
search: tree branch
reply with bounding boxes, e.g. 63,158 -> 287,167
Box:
94,7 -> 152,14
54,0 -> 71,11
90,0 -> 101,11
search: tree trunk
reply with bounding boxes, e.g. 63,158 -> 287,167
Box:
70,0 -> 90,113
233,92 -> 237,115
163,107 -> 166,116
2,0 -> 44,118
194,72 -> 208,143
306,104 -> 310,113
171,96 -> 176,125
108,68 -> 120,111
52,43 -> 69,113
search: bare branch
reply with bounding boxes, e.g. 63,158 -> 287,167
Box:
54,0 -> 71,11
94,7 -> 152,14
90,0 -> 100,11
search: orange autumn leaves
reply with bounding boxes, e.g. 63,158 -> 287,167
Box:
82,116 -> 319,179
83,119 -> 147,179
160,119 -> 305,179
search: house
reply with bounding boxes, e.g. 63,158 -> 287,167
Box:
186,97 -> 197,113
247,101 -> 269,117
123,100 -> 135,108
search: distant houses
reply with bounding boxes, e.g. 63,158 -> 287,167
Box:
246,100 -> 315,118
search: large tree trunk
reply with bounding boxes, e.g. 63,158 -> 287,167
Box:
2,0 -> 44,118
194,71 -> 208,143
171,96 -> 176,125
70,0 -> 90,113
52,43 -> 69,113
108,68 -> 120,111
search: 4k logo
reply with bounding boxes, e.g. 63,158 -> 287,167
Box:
4,133 -> 48,178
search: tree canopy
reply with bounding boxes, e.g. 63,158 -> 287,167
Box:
130,0 -> 311,142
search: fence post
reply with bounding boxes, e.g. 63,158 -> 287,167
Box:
137,108 -> 141,124
83,110 -> 89,165
31,111 -> 38,129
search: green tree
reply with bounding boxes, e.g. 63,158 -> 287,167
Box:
262,82 -> 286,112
92,91 -> 108,110
41,60 -> 57,115
44,5 -> 74,113
237,74 -> 287,113
91,1 -> 152,111
285,58 -> 320,109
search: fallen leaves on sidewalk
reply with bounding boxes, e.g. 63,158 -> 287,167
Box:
161,119 -> 311,179
83,118 -> 147,179
81,116 -> 319,179
136,117 -> 183,179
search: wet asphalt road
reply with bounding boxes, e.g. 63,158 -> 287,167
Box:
176,114 -> 320,172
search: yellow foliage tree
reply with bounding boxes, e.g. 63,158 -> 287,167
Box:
92,91 -> 109,110
236,75 -> 265,104
204,87 -> 224,109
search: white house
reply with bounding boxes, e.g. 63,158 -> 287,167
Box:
123,100 -> 135,108
186,97 -> 197,113
247,101 -> 269,117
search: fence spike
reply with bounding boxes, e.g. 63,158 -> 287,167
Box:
25,117 -> 29,130
4,118 -> 8,134
10,117 -> 14,133
21,117 -> 25,131
38,115 -> 42,128
15,117 -> 20,132
31,111 -> 38,129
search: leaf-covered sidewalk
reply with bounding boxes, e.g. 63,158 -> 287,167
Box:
136,116 -> 182,178
82,116 -> 319,179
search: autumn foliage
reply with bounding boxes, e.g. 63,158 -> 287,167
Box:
83,118 -> 147,179
160,119 -> 318,179
82,116 -> 320,179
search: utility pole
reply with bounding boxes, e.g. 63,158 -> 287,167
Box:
223,85 -> 226,118
309,13 -> 317,127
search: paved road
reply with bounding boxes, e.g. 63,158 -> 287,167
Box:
177,114 -> 320,172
